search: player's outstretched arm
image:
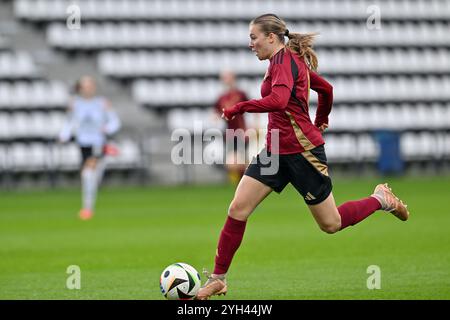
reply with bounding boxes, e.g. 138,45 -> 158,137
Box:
222,85 -> 291,120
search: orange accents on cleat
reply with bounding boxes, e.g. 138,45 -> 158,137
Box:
79,209 -> 93,220
371,183 -> 410,221
195,270 -> 227,300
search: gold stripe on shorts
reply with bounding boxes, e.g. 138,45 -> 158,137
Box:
302,150 -> 329,176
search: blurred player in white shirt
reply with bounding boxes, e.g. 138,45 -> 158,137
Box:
59,76 -> 121,220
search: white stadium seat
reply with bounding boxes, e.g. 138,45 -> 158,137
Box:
0,81 -> 69,109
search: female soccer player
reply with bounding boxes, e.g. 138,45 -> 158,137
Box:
196,14 -> 409,300
214,70 -> 249,185
59,76 -> 121,220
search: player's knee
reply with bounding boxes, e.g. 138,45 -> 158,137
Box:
319,222 -> 341,234
228,200 -> 249,220
84,158 -> 97,170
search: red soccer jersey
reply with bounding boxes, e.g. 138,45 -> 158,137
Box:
234,48 -> 333,154
215,89 -> 248,131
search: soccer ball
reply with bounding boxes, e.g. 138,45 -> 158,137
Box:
160,263 -> 201,300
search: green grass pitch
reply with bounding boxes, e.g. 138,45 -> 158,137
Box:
1,177 -> 449,299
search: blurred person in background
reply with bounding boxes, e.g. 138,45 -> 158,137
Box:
196,14 -> 410,300
213,70 -> 249,185
59,76 -> 121,220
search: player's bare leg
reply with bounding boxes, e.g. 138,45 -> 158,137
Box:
228,175 -> 273,221
196,175 -> 272,300
308,192 -> 342,233
308,184 -> 409,233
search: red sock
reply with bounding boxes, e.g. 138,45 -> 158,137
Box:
338,197 -> 381,230
213,216 -> 247,275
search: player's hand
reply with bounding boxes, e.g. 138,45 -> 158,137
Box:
221,108 -> 235,121
318,123 -> 328,133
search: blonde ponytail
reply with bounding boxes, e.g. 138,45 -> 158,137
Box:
286,32 -> 319,71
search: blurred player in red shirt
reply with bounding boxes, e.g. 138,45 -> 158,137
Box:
196,14 -> 410,300
214,70 -> 249,185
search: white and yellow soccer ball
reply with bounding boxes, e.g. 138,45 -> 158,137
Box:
159,263 -> 201,300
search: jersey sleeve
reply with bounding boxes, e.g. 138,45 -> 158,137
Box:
233,85 -> 291,114
309,71 -> 333,127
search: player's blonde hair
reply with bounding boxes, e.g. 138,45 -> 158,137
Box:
250,14 -> 318,71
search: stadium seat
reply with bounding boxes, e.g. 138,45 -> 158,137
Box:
10,143 -> 47,171
0,81 -> 68,110
0,114 -> 11,139
56,144 -> 80,170
0,51 -> 38,79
